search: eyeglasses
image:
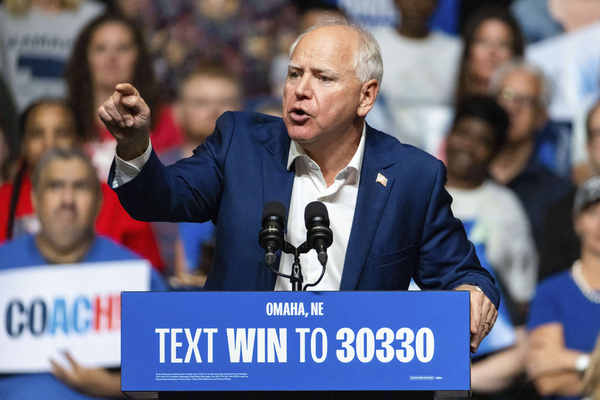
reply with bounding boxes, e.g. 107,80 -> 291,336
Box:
498,87 -> 539,109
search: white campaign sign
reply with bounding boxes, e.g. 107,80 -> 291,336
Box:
0,260 -> 151,373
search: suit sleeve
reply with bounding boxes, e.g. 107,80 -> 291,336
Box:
414,160 -> 501,309
108,112 -> 237,224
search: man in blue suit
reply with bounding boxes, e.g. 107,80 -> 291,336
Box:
99,17 -> 498,353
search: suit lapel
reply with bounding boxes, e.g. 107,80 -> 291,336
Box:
262,123 -> 294,289
340,125 -> 395,290
262,123 -> 295,212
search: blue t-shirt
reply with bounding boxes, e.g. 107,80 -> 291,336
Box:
0,234 -> 167,400
527,269 -> 600,400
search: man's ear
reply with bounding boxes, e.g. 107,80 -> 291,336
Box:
357,79 -> 379,118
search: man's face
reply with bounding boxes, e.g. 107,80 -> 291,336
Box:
496,69 -> 546,145
23,104 -> 78,169
177,75 -> 242,142
445,116 -> 496,184
282,26 -> 369,154
394,0 -> 438,24
587,106 -> 600,171
32,158 -> 100,254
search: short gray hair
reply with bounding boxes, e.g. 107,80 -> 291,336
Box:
488,58 -> 552,109
289,16 -> 384,85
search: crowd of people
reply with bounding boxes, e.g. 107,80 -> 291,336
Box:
1,0 -> 600,399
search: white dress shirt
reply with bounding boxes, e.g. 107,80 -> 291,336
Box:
274,126 -> 365,291
112,126 -> 366,291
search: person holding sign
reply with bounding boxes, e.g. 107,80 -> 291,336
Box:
0,148 -> 166,399
99,17 -> 499,354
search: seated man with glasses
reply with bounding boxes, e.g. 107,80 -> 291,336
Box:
488,58 -> 576,289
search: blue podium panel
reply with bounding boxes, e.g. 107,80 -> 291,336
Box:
121,291 -> 470,394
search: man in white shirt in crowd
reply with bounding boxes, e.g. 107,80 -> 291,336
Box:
369,0 -> 462,155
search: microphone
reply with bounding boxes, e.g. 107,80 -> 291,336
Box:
259,201 -> 287,267
305,201 -> 333,267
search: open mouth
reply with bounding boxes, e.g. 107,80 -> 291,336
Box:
290,108 -> 309,122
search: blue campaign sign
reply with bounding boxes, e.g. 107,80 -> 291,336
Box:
121,291 -> 470,393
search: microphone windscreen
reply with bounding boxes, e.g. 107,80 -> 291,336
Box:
262,201 -> 287,226
304,201 -> 329,227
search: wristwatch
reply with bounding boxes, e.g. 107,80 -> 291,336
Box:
576,353 -> 591,373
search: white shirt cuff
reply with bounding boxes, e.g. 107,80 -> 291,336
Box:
112,141 -> 153,188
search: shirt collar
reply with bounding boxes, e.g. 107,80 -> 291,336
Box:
286,124 -> 367,178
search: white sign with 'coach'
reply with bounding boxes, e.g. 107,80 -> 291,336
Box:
0,260 -> 150,373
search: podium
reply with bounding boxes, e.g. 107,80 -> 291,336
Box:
121,291 -> 471,399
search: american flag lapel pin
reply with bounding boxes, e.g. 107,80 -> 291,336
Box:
376,173 -> 388,187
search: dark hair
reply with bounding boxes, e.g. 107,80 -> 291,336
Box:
64,13 -> 162,141
452,95 -> 510,151
295,0 -> 342,16
6,98 -> 82,240
0,115 -> 15,183
0,75 -> 19,183
18,98 -> 83,145
456,7 -> 525,100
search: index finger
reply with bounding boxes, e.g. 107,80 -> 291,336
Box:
115,83 -> 137,96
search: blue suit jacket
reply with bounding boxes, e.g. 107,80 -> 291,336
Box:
110,112 -> 500,307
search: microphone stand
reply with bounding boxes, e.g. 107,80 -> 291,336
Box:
265,241 -> 325,291
286,242 -> 309,291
